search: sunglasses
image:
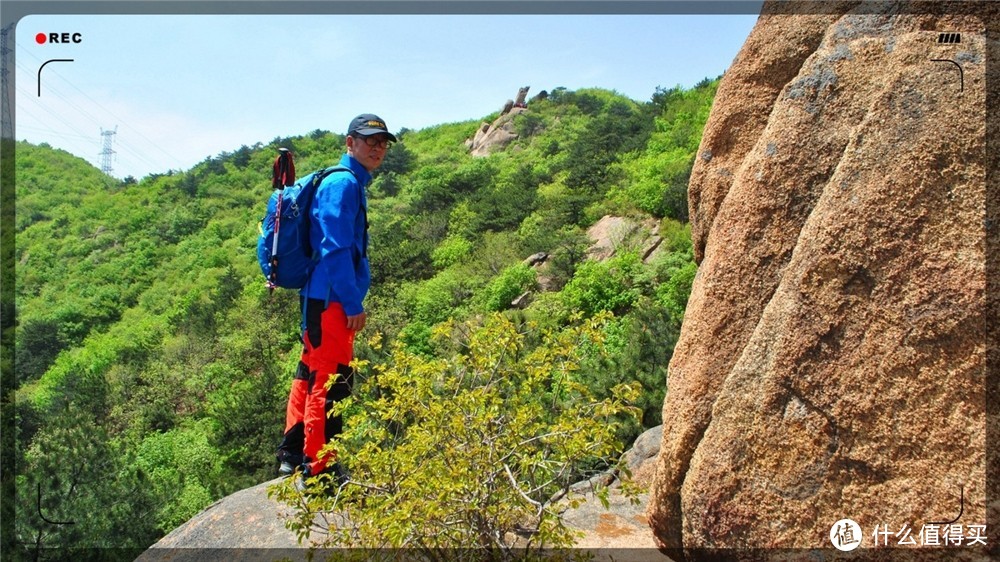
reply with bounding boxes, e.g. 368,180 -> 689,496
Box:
355,135 -> 392,149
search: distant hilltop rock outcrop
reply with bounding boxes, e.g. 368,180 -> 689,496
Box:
647,1 -> 991,559
467,86 -> 532,157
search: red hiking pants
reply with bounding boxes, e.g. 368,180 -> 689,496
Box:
278,299 -> 355,476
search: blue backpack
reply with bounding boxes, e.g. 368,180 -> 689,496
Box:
257,149 -> 355,290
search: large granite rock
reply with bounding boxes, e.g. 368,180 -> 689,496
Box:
647,2 -> 992,559
585,215 -> 662,262
133,477 -> 306,561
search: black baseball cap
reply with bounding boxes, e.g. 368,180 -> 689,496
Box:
348,114 -> 397,142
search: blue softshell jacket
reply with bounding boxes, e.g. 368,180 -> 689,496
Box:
301,154 -> 372,316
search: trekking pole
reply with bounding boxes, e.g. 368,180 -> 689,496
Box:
268,147 -> 295,292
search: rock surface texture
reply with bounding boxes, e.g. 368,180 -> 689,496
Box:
647,1 -> 993,560
585,215 -> 663,262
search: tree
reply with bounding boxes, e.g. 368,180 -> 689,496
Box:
14,318 -> 66,385
480,263 -> 537,312
560,252 -> 643,317
374,141 -> 414,178
14,404 -> 161,557
271,314 -> 640,556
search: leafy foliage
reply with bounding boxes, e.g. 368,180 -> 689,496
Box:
431,235 -> 473,270
560,252 -> 643,316
610,79 -> 719,219
271,314 -> 640,555
481,263 -> 537,312
133,419 -> 224,532
15,404 -> 161,552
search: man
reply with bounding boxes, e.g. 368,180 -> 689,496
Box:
276,114 -> 395,485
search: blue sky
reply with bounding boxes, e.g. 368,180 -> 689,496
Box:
14,11 -> 762,179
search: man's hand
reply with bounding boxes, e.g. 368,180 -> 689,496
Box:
346,311 -> 367,332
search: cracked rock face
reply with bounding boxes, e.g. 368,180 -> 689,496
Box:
647,2 -> 992,557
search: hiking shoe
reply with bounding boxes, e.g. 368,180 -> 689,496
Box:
329,462 -> 351,486
294,463 -> 350,494
294,472 -> 309,493
276,451 -> 304,477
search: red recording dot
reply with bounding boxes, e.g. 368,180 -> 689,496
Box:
35,33 -> 46,44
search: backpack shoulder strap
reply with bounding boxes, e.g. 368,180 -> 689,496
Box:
312,164 -> 356,186
300,165 -> 357,212
310,165 -> 363,210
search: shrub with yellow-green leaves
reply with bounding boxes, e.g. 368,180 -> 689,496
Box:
271,312 -> 640,559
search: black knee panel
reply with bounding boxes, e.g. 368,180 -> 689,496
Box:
328,363 -> 354,402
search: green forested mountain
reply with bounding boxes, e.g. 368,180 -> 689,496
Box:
12,79 -> 717,556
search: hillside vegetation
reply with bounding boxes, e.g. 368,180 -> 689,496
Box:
12,79 -> 717,555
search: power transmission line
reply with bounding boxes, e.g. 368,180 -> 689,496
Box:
15,124 -> 96,142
